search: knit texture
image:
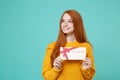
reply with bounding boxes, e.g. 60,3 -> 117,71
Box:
42,41 -> 96,80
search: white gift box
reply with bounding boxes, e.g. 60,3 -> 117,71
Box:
60,47 -> 86,60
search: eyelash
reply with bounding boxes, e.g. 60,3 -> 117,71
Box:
61,20 -> 73,23
68,21 -> 73,23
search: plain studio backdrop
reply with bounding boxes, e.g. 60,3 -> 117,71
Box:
0,0 -> 120,80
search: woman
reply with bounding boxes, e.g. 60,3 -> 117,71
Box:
42,10 -> 96,80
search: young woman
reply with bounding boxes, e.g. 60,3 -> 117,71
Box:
42,10 -> 96,80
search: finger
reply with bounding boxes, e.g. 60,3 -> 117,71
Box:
56,57 -> 62,62
55,59 -> 61,64
54,62 -> 59,67
82,63 -> 91,69
55,64 -> 59,68
84,60 -> 90,63
84,59 -> 91,62
86,64 -> 92,68
54,62 -> 62,69
55,61 -> 61,65
85,57 -> 91,61
82,62 -> 91,66
55,59 -> 62,65
85,57 -> 90,59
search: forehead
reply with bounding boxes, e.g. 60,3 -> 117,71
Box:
62,13 -> 72,19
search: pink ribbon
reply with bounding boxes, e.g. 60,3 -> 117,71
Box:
60,47 -> 77,60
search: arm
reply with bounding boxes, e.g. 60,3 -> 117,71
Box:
81,44 -> 96,80
42,43 -> 62,80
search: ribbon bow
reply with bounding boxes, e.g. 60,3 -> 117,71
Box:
60,47 -> 77,60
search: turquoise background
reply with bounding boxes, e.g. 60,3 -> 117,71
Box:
0,0 -> 120,80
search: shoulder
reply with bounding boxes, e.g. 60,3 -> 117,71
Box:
81,42 -> 93,50
82,42 -> 93,55
47,42 -> 56,49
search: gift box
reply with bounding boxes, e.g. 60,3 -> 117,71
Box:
60,47 -> 86,60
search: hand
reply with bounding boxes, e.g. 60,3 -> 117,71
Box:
82,57 -> 92,69
53,56 -> 62,70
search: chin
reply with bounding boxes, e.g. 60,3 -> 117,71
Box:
63,31 -> 70,34
64,32 -> 72,35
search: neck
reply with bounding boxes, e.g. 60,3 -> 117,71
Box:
66,33 -> 76,42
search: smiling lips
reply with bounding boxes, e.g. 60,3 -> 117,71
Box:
63,26 -> 70,31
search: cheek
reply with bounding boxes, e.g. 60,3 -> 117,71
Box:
61,23 -> 66,29
70,25 -> 74,30
69,23 -> 74,27
61,23 -> 63,27
71,24 -> 74,30
60,25 -> 64,31
71,27 -> 74,32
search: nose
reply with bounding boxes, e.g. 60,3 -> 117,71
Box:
63,21 -> 68,26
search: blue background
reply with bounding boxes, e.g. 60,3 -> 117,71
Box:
0,0 -> 120,80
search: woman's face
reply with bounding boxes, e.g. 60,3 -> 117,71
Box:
61,13 -> 74,35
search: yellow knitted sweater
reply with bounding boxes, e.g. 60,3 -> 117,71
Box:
42,41 -> 95,80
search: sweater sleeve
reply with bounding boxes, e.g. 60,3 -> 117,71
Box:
81,43 -> 96,80
42,43 -> 62,80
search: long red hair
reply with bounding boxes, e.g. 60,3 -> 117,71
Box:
51,10 -> 89,66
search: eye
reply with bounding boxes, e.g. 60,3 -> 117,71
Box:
68,20 -> 73,23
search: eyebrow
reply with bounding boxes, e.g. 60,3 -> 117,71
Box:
61,19 -> 72,21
